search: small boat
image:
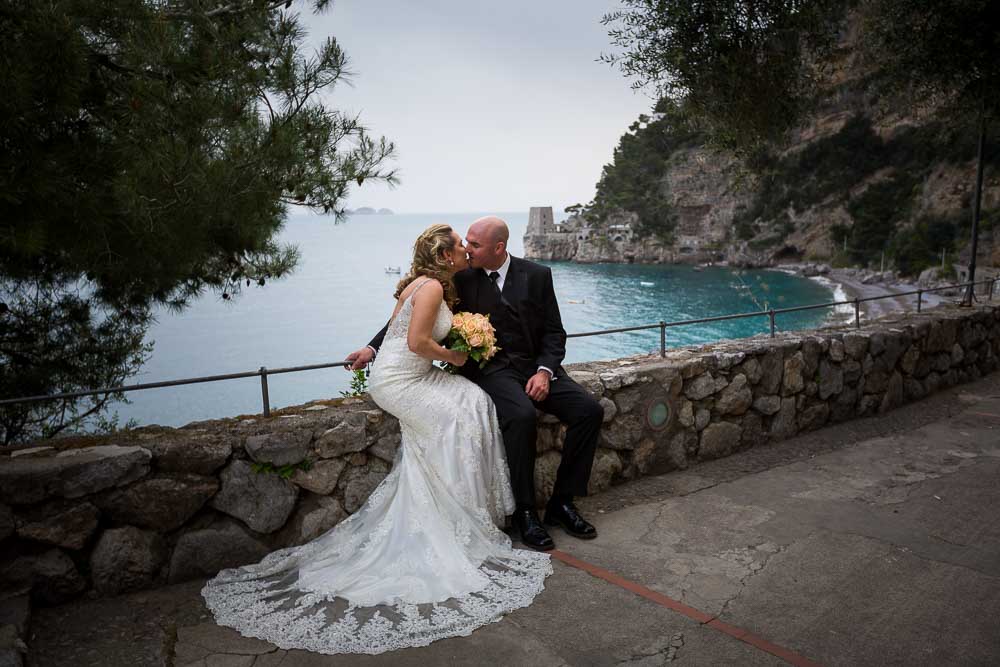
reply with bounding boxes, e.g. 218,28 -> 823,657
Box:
640,281 -> 655,287
567,299 -> 586,304
385,266 -> 401,274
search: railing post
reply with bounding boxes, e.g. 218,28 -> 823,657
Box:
854,298 -> 861,329
768,309 -> 776,338
659,321 -> 666,358
260,366 -> 270,417
917,289 -> 923,313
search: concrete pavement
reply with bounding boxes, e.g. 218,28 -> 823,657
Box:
27,372 -> 1000,666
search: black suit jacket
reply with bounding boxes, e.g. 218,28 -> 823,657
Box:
367,256 -> 568,378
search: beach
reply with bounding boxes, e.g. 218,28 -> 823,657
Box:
777,264 -> 965,325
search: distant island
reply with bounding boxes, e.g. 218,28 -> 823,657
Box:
347,207 -> 394,215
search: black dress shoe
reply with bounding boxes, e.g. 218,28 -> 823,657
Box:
513,509 -> 555,551
543,500 -> 597,539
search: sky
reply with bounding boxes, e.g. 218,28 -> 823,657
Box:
301,1 -> 653,215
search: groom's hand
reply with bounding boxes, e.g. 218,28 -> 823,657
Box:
525,371 -> 550,402
345,346 -> 374,370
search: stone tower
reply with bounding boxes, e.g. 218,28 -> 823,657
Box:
527,207 -> 554,235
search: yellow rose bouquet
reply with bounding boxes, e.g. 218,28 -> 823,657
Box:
442,312 -> 501,373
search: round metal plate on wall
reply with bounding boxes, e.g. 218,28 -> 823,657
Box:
645,395 -> 673,431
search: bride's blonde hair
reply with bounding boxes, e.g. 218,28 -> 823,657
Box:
394,224 -> 459,308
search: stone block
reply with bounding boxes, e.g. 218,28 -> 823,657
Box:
1,549 -> 85,605
368,435 -> 400,463
677,399 -> 694,427
716,374 -> 751,415
858,394 -> 881,416
14,500 -> 100,550
341,467 -> 388,514
211,461 -> 298,533
951,343 -> 965,366
291,458 -> 346,495
842,333 -> 868,360
770,397 -> 798,440
169,519 -> 270,584
89,526 -> 166,596
879,372 -> 905,413
931,352 -> 952,372
904,378 -> 926,401
615,388 -> 646,414
532,451 -> 561,505
739,357 -> 762,384
864,368 -> 890,394
568,370 -> 604,397
315,414 -> 368,459
741,412 -> 767,449
684,373 -> 717,401
817,360 -> 843,400
752,395 -> 781,415
699,422 -> 741,460
843,359 -> 863,384
598,397 -> 617,423
279,495 -> 347,546
97,474 -> 218,532
694,408 -> 711,431
587,449 -> 622,495
797,403 -> 829,432
138,435 -> 231,474
801,337 -> 822,377
758,349 -> 784,394
925,319 -> 957,352
245,430 -> 312,466
782,352 -> 806,395
665,432 -> 690,471
0,446 -> 151,505
900,347 -> 920,375
602,414 -> 643,450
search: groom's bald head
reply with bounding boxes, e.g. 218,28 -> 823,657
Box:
466,216 -> 509,271
470,216 -> 509,245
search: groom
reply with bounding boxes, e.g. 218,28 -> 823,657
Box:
347,216 -> 603,551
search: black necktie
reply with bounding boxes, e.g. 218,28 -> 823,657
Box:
488,271 -> 501,297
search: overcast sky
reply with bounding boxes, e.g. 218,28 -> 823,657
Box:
301,1 -> 652,214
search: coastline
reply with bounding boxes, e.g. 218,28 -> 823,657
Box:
775,264 -> 958,324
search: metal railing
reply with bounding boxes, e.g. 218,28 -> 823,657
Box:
1,277 -> 995,417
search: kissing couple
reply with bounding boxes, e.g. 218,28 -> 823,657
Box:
202,216 -> 604,655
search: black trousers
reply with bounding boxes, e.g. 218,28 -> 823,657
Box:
475,367 -> 603,509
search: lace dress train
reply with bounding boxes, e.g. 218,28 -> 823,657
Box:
201,282 -> 552,654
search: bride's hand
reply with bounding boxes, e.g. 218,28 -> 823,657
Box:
449,350 -> 469,367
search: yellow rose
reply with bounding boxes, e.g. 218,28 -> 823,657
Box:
468,334 -> 484,348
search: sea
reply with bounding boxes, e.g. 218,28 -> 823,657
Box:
111,211 -> 843,428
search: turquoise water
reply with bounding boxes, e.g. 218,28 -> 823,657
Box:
111,212 -> 838,427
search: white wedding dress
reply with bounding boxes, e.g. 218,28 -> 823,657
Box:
202,279 -> 552,655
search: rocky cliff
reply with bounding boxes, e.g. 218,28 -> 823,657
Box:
528,38 -> 1000,273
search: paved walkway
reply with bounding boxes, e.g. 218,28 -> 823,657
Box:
28,373 -> 1000,666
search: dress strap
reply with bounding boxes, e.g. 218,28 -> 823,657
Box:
408,278 -> 436,301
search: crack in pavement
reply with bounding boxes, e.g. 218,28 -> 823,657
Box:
616,632 -> 685,665
711,540 -> 791,624
828,529 -> 1000,580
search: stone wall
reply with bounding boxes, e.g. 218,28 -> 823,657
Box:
2,304 -> 999,614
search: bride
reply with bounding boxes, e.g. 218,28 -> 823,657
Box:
201,224 -> 552,655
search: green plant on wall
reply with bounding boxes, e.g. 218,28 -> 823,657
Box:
251,459 -> 312,480
340,369 -> 369,398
